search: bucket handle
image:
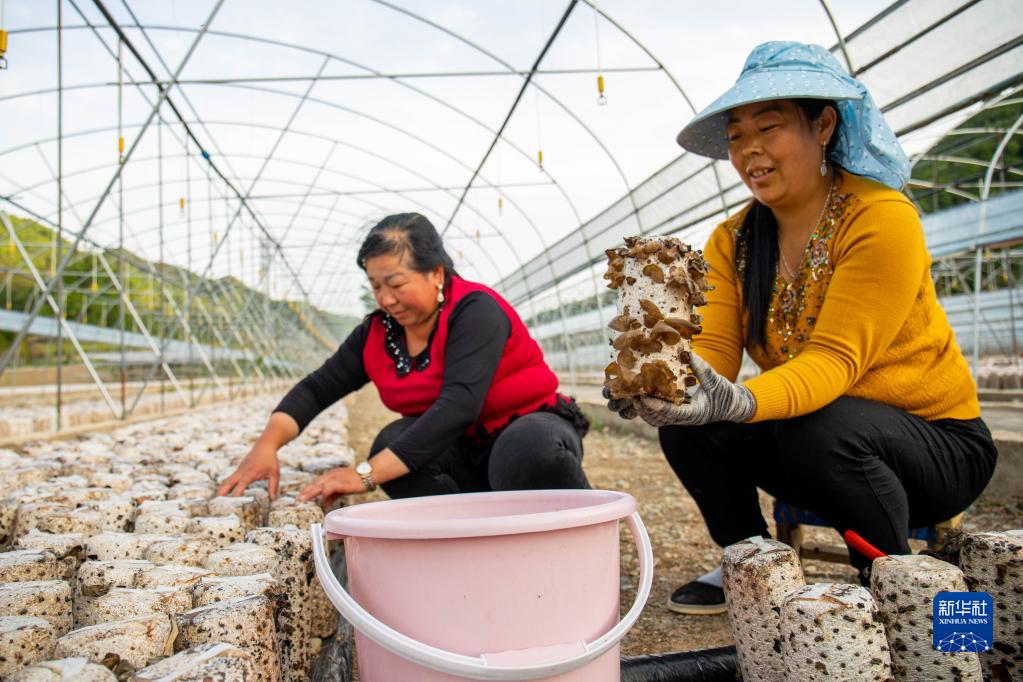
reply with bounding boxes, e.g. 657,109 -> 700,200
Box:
311,512 -> 653,681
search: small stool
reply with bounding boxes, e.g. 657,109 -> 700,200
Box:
773,501 -> 963,564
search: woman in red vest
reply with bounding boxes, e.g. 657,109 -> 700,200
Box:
217,213 -> 589,504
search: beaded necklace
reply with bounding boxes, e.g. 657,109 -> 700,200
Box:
381,302 -> 444,377
768,179 -> 850,361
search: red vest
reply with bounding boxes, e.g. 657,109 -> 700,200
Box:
363,277 -> 560,433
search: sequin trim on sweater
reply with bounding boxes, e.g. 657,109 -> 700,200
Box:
735,176 -> 858,363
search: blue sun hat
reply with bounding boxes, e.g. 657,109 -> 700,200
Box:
676,41 -> 911,190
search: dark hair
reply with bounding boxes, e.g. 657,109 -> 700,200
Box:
356,213 -> 457,278
741,99 -> 841,348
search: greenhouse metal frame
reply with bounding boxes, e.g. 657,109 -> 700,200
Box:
0,0 -> 1020,433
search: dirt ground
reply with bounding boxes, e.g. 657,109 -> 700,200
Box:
340,385 -> 1023,657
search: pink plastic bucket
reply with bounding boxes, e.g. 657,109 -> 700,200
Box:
312,489 -> 652,681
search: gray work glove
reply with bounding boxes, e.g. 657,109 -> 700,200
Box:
602,386 -> 638,420
634,353 -> 756,427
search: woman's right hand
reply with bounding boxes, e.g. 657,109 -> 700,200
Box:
216,441 -> 281,498
217,412 -> 299,499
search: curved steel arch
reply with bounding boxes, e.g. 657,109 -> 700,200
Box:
0,0 -> 763,415
577,0 -> 731,221
3,112 -> 578,286
42,188 -> 497,290
30,157 -> 507,291
366,0 -> 694,361
2,40 -> 606,370
109,167 -> 520,298
4,106 -> 581,351
6,9 -> 662,357
363,0 -> 639,339
982,112 -> 1023,201
3,8 -> 669,341
906,86 -> 1023,210
10,147 -> 557,216
4,164 -> 500,322
5,23 -> 590,226
2,117 -> 534,263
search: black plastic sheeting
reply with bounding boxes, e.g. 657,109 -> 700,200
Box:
621,646 -> 739,682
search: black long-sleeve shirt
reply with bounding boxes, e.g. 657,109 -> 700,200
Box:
274,292 -> 512,471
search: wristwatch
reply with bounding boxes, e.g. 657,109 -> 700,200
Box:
355,460 -> 377,492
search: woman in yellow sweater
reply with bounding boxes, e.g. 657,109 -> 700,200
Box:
609,42 -> 997,613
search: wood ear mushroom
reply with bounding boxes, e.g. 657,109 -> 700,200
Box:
603,236 -> 711,404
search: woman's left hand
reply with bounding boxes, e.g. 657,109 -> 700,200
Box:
602,386 -> 639,420
297,467 -> 367,506
634,353 -> 757,427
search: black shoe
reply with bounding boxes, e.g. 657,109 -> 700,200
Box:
667,579 -> 727,615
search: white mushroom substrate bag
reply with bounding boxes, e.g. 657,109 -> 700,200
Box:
871,554 -> 981,681
722,537 -> 806,682
0,394 -> 351,680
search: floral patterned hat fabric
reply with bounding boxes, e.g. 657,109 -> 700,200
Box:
675,41 -> 911,191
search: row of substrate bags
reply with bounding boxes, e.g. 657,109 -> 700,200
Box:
0,395 -> 353,680
0,380 -> 290,441
722,530 -> 1022,681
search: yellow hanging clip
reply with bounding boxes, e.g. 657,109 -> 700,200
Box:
497,196 -> 503,215
179,197 -> 185,212
537,149 -> 544,170
90,280 -> 98,293
212,232 -> 219,245
597,74 -> 607,106
0,30 -> 9,70
118,136 -> 125,154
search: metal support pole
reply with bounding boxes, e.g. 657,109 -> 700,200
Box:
1,211 -> 119,416
442,0 -> 578,236
0,0 -> 223,379
185,124 -> 194,402
818,0 -> 855,73
224,187 -> 233,397
210,275 -> 285,379
95,252 -> 186,400
262,237 -> 270,356
1005,249 -> 1018,362
87,0 -> 322,357
972,242 -> 983,372
975,110 -> 1023,373
179,56 -> 332,322
158,114 -> 165,412
118,36 -> 126,417
55,0 -> 64,429
189,293 -> 259,383
205,162 -> 213,393
158,287 -> 229,399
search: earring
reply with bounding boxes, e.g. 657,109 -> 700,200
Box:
436,283 -> 444,304
819,146 -> 828,177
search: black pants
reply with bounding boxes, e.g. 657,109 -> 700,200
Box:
371,412 -> 590,498
659,396 -> 997,574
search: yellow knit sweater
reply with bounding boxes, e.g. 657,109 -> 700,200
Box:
693,171 -> 979,423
